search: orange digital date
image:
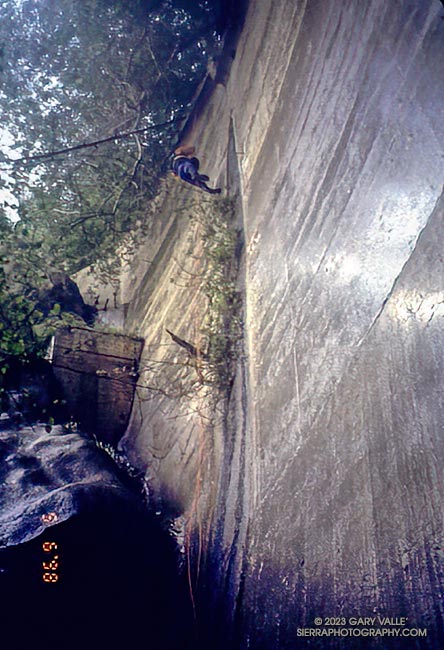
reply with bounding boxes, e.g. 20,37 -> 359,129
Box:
43,572 -> 58,583
42,537 -> 60,584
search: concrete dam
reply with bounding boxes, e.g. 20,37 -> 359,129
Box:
96,0 -> 444,647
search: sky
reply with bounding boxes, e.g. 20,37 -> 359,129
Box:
0,128 -> 21,222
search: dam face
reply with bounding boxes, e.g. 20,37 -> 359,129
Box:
121,0 -> 444,647
225,1 -> 444,647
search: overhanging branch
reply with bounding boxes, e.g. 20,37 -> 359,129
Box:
3,119 -> 177,169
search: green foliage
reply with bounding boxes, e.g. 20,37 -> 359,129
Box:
0,216 -> 85,378
0,249 -> 40,366
0,0 -> 223,275
192,197 -> 242,387
0,0 -> 225,372
0,270 -> 83,370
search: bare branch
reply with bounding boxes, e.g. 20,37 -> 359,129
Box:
3,119 -> 177,169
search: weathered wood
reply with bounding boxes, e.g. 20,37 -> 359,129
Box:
52,326 -> 144,445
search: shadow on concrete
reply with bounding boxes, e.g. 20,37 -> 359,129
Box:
177,0 -> 249,147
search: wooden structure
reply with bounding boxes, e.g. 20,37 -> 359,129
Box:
52,326 -> 144,446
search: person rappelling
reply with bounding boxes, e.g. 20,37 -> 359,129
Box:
171,145 -> 221,194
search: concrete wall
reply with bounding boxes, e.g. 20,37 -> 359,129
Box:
121,0 -> 444,647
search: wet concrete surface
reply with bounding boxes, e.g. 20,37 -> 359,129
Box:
191,0 -> 444,647
120,0 -> 444,647
226,0 -> 444,647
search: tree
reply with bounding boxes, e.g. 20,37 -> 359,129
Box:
0,0 -> 222,271
0,0 -> 225,390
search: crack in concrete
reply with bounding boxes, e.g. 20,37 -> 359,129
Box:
356,186 -> 444,348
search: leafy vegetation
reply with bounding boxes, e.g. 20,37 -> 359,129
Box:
193,197 -> 242,388
0,0 -> 226,378
0,0 -> 224,267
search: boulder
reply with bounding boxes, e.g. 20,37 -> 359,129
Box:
0,423 -> 136,547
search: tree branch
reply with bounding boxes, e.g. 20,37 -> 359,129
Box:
4,119 -> 177,169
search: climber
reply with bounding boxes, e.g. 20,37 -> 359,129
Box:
171,145 -> 221,195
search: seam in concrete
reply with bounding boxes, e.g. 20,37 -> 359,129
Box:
356,186 -> 444,348
230,115 -> 260,512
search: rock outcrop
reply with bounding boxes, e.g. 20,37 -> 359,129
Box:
37,272 -> 96,324
0,424 -> 136,547
0,423 -> 193,650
